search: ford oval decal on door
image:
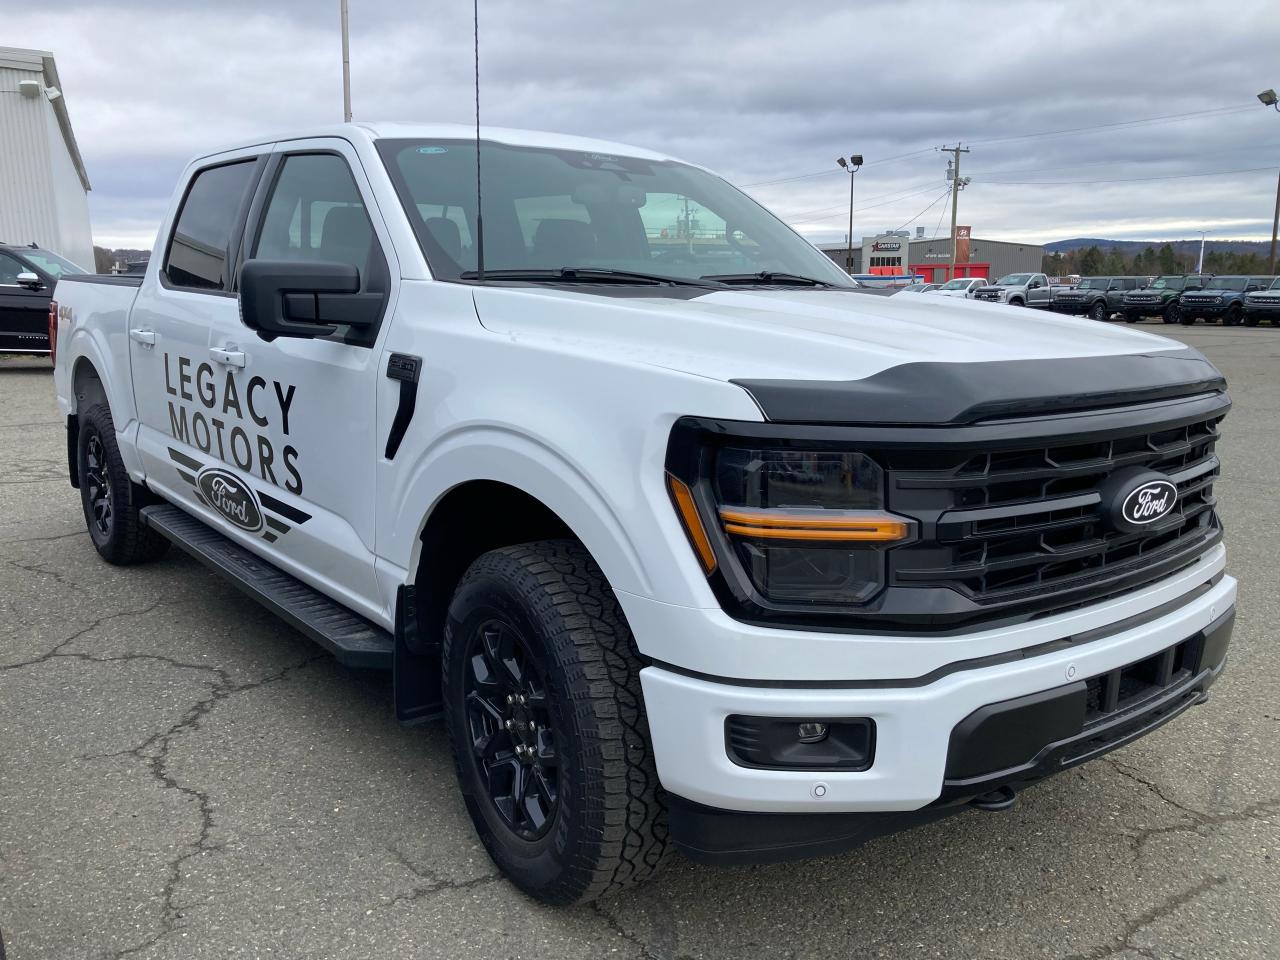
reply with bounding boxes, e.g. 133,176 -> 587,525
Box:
196,467 -> 264,532
1121,479 -> 1178,526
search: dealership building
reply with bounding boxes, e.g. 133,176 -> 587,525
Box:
819,228 -> 1044,284
0,47 -> 93,271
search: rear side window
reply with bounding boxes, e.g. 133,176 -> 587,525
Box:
164,160 -> 258,291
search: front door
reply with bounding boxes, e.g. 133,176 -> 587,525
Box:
199,140 -> 397,622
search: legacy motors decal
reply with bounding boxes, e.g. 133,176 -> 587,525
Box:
164,352 -> 303,495
169,448 -> 310,544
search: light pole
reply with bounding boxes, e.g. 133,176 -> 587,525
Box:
340,0 -> 352,122
837,155 -> 863,275
1196,231 -> 1207,274
1260,89 -> 1279,273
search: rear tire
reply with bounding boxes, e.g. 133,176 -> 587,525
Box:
77,404 -> 170,565
442,540 -> 669,905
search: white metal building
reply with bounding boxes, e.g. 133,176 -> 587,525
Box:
0,47 -> 93,271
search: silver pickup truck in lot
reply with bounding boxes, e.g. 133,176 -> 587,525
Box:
49,122 -> 1236,904
972,272 -> 1054,308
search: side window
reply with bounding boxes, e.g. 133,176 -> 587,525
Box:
164,160 -> 258,291
253,153 -> 378,280
0,253 -> 26,286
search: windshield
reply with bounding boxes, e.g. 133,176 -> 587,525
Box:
1210,277 -> 1248,291
377,139 -> 854,287
1149,276 -> 1184,290
1077,278 -> 1108,289
939,279 -> 971,290
1270,278 -> 1280,290
995,273 -> 1032,285
19,249 -> 86,278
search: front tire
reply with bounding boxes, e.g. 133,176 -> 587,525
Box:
1089,301 -> 1108,322
77,404 -> 170,565
1163,303 -> 1180,324
1224,305 -> 1243,327
1244,312 -> 1260,327
442,540 -> 669,905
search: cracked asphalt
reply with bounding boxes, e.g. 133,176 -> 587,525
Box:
1,322 -> 1278,960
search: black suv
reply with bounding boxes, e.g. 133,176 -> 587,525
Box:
0,243 -> 87,353
1050,276 -> 1146,322
1178,276 -> 1273,326
1121,275 -> 1212,324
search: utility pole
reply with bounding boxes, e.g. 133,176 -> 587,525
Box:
943,143 -> 970,281
837,155 -> 863,275
1270,171 -> 1280,275
340,0 -> 352,122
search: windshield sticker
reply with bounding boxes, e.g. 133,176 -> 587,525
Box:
416,146 -> 449,155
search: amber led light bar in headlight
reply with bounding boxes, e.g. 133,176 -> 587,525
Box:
718,507 -> 909,543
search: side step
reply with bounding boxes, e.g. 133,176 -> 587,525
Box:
140,503 -> 394,670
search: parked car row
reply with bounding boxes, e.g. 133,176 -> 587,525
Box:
1044,274 -> 1279,326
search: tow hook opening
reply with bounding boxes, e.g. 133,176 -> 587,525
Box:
969,785 -> 1017,811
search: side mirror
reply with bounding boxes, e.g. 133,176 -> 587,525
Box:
239,260 -> 380,339
16,271 -> 43,291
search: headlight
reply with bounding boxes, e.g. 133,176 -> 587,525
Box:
666,434 -> 913,607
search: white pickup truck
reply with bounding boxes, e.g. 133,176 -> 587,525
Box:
51,123 -> 1235,905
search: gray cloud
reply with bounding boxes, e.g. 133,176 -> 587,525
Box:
18,0 -> 1280,248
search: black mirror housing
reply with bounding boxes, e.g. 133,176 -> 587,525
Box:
239,260 -> 379,339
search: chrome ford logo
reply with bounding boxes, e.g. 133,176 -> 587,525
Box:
1121,480 -> 1178,526
196,468 -> 263,532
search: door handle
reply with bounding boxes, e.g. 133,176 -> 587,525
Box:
129,328 -> 156,347
210,346 -> 246,368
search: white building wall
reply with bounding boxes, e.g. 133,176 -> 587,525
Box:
0,51 -> 94,270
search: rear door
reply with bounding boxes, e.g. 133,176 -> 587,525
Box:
130,149 -> 267,507
0,252 -> 51,352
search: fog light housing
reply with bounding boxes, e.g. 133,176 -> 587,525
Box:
726,716 -> 875,770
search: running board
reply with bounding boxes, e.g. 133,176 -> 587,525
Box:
140,503 -> 393,670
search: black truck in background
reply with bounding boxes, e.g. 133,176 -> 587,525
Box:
0,243 -> 87,354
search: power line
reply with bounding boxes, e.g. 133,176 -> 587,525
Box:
931,188 -> 952,239
895,188 -> 952,232
788,183 -> 947,224
740,102 -> 1257,190
978,165 -> 1278,186
966,140 -> 1280,178
780,179 -> 944,221
965,103 -> 1258,146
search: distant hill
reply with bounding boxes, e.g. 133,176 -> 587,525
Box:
1045,238 -> 1270,256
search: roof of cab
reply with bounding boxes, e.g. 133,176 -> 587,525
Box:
193,122 -> 682,166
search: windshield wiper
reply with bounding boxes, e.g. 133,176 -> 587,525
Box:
459,267 -> 723,288
699,271 -> 832,287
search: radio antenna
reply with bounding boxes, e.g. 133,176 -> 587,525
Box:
473,0 -> 485,283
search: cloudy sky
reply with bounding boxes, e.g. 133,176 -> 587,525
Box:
18,0 -> 1280,250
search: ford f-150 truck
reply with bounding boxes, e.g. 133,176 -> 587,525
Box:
1178,275 -> 1273,326
972,272 -> 1054,308
50,124 -> 1236,905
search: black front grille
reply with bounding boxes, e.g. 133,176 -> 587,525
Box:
884,403 -> 1223,618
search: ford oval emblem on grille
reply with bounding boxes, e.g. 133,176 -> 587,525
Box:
1121,480 -> 1178,526
1100,467 -> 1179,533
196,467 -> 264,532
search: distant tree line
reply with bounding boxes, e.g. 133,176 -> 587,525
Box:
1043,244 -> 1274,278
93,246 -> 151,274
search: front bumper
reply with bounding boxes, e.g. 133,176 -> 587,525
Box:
1180,302 -> 1228,319
637,563 -> 1235,861
1245,302 -> 1280,319
1122,299 -> 1166,316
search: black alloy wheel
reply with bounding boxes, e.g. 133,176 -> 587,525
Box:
1089,301 -> 1108,322
1163,303 -> 1180,324
1224,304 -> 1243,327
83,433 -> 113,538
462,617 -> 559,841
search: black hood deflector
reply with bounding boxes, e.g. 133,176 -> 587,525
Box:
731,347 -> 1226,425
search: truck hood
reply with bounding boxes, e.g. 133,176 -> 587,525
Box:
473,285 -> 1191,386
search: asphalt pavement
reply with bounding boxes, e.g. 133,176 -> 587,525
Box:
1,322 -> 1277,959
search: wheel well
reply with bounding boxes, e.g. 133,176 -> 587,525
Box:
72,357 -> 108,413
411,480 -> 575,652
